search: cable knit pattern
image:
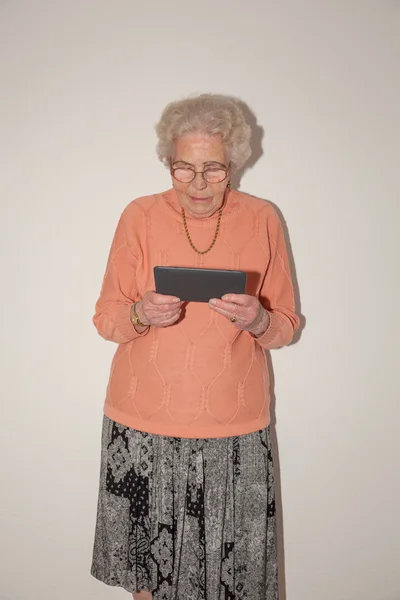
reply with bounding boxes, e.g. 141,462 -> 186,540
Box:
94,188 -> 299,438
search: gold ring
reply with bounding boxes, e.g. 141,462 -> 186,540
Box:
230,315 -> 237,323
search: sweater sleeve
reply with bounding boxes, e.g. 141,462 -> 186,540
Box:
93,210 -> 147,344
255,207 -> 300,350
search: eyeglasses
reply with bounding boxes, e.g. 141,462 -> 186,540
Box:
171,163 -> 230,184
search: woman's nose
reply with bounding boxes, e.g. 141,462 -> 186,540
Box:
192,172 -> 207,189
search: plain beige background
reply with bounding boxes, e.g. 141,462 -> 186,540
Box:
1,1 -> 399,599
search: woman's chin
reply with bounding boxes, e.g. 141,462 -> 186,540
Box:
185,199 -> 219,219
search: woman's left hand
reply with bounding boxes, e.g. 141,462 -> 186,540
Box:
209,294 -> 270,337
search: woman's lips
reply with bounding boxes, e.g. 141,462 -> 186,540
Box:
190,196 -> 212,202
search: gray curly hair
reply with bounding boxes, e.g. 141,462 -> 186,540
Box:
155,94 -> 252,172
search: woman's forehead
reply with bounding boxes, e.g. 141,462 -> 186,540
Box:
173,133 -> 226,162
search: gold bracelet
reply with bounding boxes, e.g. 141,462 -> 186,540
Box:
130,302 -> 148,328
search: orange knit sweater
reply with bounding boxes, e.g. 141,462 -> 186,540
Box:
94,188 -> 299,438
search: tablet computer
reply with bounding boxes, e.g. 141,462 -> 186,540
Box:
154,266 -> 247,303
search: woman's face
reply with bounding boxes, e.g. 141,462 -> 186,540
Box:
171,133 -> 230,219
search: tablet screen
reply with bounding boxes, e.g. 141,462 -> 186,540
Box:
154,266 -> 247,302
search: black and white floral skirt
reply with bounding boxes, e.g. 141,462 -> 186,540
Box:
91,416 -> 278,599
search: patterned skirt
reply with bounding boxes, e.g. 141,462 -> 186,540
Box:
91,416 -> 278,599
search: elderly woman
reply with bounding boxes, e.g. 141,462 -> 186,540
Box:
91,94 -> 299,600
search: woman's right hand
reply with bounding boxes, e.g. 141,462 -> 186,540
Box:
136,291 -> 183,328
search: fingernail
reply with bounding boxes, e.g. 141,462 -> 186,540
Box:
209,299 -> 217,306
173,297 -> 181,303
